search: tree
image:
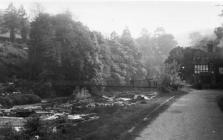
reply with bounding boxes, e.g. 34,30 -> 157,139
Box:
52,13 -> 102,83
0,3 -> 29,42
155,33 -> 177,56
29,12 -> 104,85
1,3 -> 20,42
119,27 -> 135,47
18,5 -> 29,42
189,32 -> 203,46
215,27 -> 223,40
137,28 -> 152,61
110,31 -> 119,41
154,27 -> 165,37
29,13 -> 55,80
117,28 -> 146,81
137,27 -> 177,79
165,46 -> 184,64
159,60 -> 182,90
29,2 -> 45,20
136,29 -> 157,78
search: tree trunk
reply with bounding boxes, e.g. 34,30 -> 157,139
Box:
10,28 -> 15,42
21,28 -> 27,42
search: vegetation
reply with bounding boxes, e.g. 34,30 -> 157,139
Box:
0,3 -> 194,140
0,94 -> 41,107
0,42 -> 27,82
0,3 -> 181,97
165,24 -> 223,85
0,90 -> 187,140
0,3 -> 29,42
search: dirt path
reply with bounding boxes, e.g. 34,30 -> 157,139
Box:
135,89 -> 223,140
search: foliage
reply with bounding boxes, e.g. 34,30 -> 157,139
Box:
18,5 -> 29,42
29,15 -> 148,96
0,42 -> 27,82
0,94 -> 41,107
159,61 -> 182,91
0,3 -> 20,42
0,123 -> 20,140
189,25 -> 223,51
23,117 -> 44,138
136,28 -> 177,79
100,28 -> 147,85
165,47 -> 195,83
0,3 -> 29,42
0,3 -> 181,97
29,13 -> 103,84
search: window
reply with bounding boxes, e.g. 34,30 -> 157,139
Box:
219,67 -> 223,74
194,64 -> 208,74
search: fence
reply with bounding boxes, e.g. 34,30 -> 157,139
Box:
52,79 -> 158,89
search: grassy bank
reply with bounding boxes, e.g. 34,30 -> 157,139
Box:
49,88 -> 188,140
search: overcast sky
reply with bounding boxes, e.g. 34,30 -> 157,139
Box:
1,0 -> 223,46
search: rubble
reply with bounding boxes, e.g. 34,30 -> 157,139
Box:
42,113 -> 66,120
12,104 -> 42,111
14,126 -> 22,132
133,94 -> 150,100
68,113 -> 99,122
42,112 -> 99,123
0,90 -> 158,129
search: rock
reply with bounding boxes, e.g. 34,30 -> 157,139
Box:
133,95 -> 149,101
75,88 -> 91,100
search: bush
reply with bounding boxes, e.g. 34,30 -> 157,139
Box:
0,94 -> 41,107
0,123 -> 26,140
33,81 -> 56,98
159,73 -> 171,92
159,61 -> 182,92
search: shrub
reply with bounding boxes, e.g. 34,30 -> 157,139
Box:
0,94 -> 41,107
0,123 -> 25,140
159,61 -> 182,91
33,81 -> 56,98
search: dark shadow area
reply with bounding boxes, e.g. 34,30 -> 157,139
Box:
217,96 -> 223,112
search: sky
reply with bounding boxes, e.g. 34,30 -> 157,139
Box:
1,0 -> 223,46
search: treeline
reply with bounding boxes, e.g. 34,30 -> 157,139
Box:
0,3 -> 178,97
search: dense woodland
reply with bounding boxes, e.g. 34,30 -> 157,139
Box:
2,3 -> 223,97
0,3 -> 180,97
